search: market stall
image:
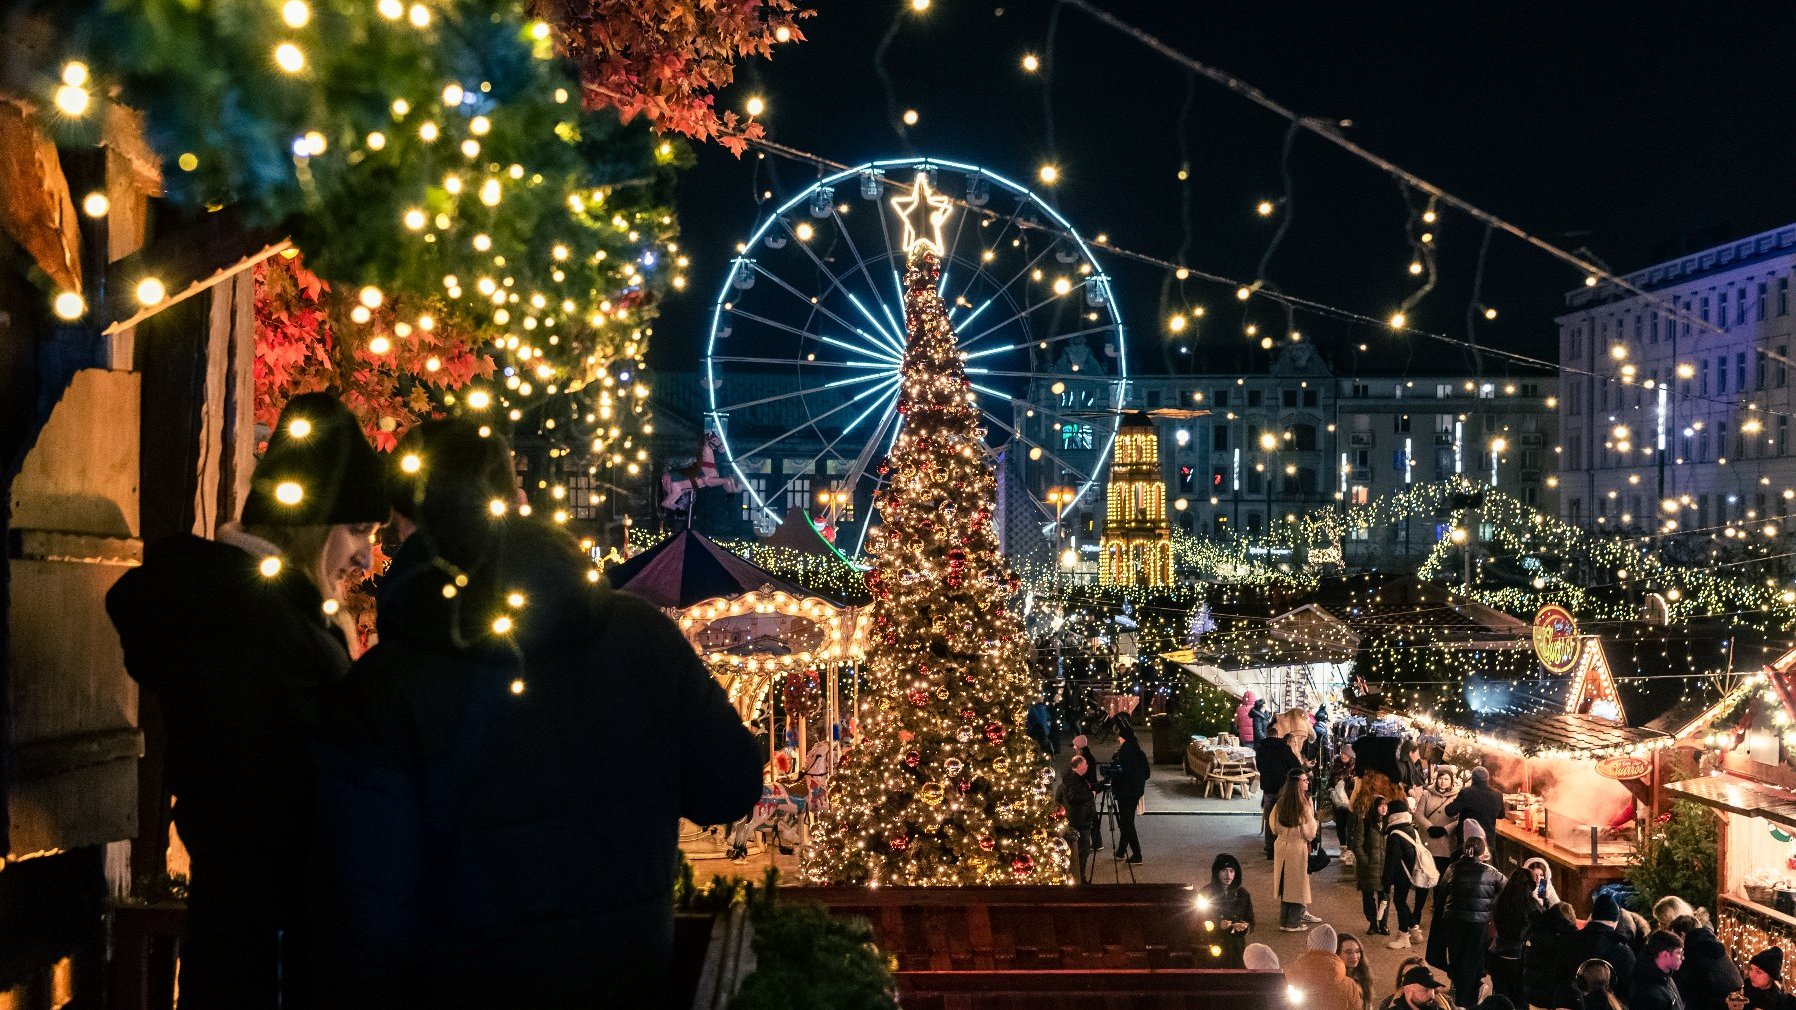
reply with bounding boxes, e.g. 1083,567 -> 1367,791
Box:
1665,646 -> 1796,989
1356,607 -> 1758,911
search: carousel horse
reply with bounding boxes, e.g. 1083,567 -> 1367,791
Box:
659,430 -> 738,512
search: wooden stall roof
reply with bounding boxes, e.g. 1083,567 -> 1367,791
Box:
1667,773 -> 1796,831
1465,710 -> 1666,757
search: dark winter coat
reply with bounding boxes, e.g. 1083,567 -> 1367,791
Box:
312,519 -> 761,1008
1572,922 -> 1639,999
1381,813 -> 1427,892
1444,781 -> 1506,843
1524,909 -> 1584,1010
1201,854 -> 1255,928
1746,984 -> 1796,1010
1200,854 -> 1255,968
1251,705 -> 1273,742
1256,734 -> 1303,797
107,533 -> 354,1006
1354,809 -> 1387,891
1437,857 -> 1505,924
1675,928 -> 1743,1010
1111,735 -> 1150,797
1633,959 -> 1687,1010
1056,769 -> 1098,829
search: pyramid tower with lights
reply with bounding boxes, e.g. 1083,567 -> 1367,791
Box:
804,174 -> 1069,886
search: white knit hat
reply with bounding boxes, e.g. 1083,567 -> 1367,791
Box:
1244,943 -> 1281,970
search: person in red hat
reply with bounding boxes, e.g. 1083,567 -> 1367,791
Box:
107,392 -> 388,1009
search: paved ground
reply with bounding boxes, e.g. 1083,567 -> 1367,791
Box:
688,731 -> 1417,988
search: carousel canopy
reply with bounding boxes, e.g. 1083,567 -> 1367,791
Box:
606,530 -> 822,609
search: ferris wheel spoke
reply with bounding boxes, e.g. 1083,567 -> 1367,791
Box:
712,368 -> 897,415
951,240 -> 1063,331
977,406 -> 1094,491
848,408 -> 905,559
766,223 -> 906,355
763,383 -> 903,508
728,306 -> 901,364
745,261 -> 903,360
962,323 -> 1120,363
737,375 -> 902,465
711,355 -> 896,372
960,280 -> 1093,351
947,213 -> 1025,323
831,207 -> 910,345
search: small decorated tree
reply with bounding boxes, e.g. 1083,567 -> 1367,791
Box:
805,176 -> 1068,886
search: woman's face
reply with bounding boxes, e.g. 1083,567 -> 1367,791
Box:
322,522 -> 377,592
1339,939 -> 1363,968
1749,966 -> 1774,989
1530,865 -> 1547,885
1434,770 -> 1454,790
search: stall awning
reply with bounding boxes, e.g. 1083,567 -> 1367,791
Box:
1413,710 -> 1669,758
1666,773 -> 1796,832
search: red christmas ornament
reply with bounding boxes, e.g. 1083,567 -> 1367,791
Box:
1011,854 -> 1034,874
889,833 -> 910,851
957,777 -> 972,793
903,750 -> 921,768
978,834 -> 995,851
961,707 -> 977,720
907,689 -> 930,707
984,722 -> 1006,743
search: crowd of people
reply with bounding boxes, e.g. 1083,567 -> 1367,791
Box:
107,395 -> 764,1008
1057,703 -> 1796,1010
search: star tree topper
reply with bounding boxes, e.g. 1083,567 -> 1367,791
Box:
890,171 -> 954,256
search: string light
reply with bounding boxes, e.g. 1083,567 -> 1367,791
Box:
136,278 -> 166,306
273,42 -> 305,73
52,291 -> 86,320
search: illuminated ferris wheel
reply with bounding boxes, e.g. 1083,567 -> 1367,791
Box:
703,157 -> 1129,556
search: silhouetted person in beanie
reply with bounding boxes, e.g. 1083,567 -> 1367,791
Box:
107,392 -> 388,1009
312,422 -> 760,1007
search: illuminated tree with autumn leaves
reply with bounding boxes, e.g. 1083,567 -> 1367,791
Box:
255,253 -> 494,450
805,177 -> 1069,886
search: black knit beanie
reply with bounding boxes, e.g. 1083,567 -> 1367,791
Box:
241,393 -> 388,526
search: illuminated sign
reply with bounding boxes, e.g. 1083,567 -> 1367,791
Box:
1532,604 -> 1581,674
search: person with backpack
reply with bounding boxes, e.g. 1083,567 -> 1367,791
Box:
1380,797 -> 1437,949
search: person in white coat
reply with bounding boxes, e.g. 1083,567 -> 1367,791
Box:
1410,766 -> 1461,875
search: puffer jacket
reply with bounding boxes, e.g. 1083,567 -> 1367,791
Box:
313,518 -> 762,1007
1437,855 -> 1505,924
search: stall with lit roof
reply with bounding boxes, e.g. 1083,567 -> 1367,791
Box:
1665,645 -> 1796,988
1355,606 -> 1769,911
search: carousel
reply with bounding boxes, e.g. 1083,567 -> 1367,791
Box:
606,530 -> 869,864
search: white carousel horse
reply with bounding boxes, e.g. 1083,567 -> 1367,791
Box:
659,430 -> 739,511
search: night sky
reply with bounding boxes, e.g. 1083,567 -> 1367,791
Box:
652,2 -> 1796,379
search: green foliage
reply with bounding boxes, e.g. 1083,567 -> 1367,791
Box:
1171,674 -> 1238,741
1627,799 -> 1720,914
669,861 -> 896,1010
731,901 -> 897,1010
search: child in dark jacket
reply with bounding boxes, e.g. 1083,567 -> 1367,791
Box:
1200,853 -> 1255,968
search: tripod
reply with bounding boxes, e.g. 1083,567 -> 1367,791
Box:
1092,788 -> 1136,884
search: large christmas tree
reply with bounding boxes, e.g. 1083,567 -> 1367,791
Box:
805,175 -> 1070,886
